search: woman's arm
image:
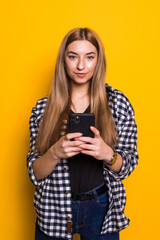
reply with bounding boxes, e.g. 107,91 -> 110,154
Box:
76,126 -> 123,173
76,90 -> 138,180
32,132 -> 83,181
27,99 -> 83,185
32,147 -> 59,181
102,147 -> 123,173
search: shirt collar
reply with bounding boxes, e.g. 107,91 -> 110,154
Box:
105,83 -> 116,96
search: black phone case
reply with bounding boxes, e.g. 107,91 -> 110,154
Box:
69,113 -> 95,138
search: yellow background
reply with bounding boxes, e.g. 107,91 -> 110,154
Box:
0,0 -> 160,239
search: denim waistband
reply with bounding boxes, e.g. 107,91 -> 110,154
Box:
71,183 -> 107,201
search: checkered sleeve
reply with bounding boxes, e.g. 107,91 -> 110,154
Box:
27,99 -> 47,186
104,90 -> 138,181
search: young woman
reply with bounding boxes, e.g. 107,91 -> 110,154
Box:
27,28 -> 138,240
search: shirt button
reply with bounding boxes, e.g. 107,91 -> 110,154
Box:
65,191 -> 69,195
64,167 -> 67,170
62,125 -> 67,129
63,119 -> 68,124
67,215 -> 71,220
61,131 -> 66,136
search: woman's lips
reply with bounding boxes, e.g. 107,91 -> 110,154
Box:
76,73 -> 87,77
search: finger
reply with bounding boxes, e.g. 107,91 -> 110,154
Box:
64,132 -> 82,141
75,136 -> 94,144
79,143 -> 96,151
66,151 -> 81,158
61,138 -> 84,151
90,126 -> 100,137
64,140 -> 84,147
64,147 -> 82,153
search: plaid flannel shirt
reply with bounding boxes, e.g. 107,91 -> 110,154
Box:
27,84 -> 138,239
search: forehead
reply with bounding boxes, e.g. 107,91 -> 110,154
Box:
66,40 -> 97,53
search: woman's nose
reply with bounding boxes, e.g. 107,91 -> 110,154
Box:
77,58 -> 85,70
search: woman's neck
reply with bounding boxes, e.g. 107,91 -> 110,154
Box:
70,82 -> 90,113
71,80 -> 90,96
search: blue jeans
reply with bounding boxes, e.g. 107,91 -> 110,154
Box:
35,184 -> 119,240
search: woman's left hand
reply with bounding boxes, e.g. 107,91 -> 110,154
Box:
75,126 -> 113,161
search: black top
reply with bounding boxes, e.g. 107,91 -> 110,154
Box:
68,106 -> 104,194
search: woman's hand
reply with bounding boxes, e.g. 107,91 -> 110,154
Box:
33,132 -> 83,181
51,132 -> 83,160
75,126 -> 114,162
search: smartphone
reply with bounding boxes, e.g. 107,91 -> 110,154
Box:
69,113 -> 95,138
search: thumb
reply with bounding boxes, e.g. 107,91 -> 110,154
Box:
90,126 -> 100,138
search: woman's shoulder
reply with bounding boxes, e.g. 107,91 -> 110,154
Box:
105,84 -> 135,115
30,97 -> 48,122
106,83 -> 128,100
34,97 -> 48,112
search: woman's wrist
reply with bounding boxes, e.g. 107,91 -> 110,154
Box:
104,147 -> 114,163
49,146 -> 60,163
105,152 -> 123,173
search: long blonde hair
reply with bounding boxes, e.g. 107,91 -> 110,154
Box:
36,28 -> 118,155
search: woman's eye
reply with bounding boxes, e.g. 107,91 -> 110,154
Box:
87,56 -> 94,60
68,55 -> 77,59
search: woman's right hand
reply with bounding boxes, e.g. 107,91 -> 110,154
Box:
33,132 -> 83,181
50,132 -> 83,160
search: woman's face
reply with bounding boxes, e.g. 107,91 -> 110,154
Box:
64,40 -> 98,85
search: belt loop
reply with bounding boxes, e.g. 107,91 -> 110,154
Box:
93,188 -> 98,201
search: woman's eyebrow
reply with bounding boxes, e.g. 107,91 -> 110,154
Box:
86,52 -> 96,55
67,51 -> 96,55
67,51 -> 78,55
